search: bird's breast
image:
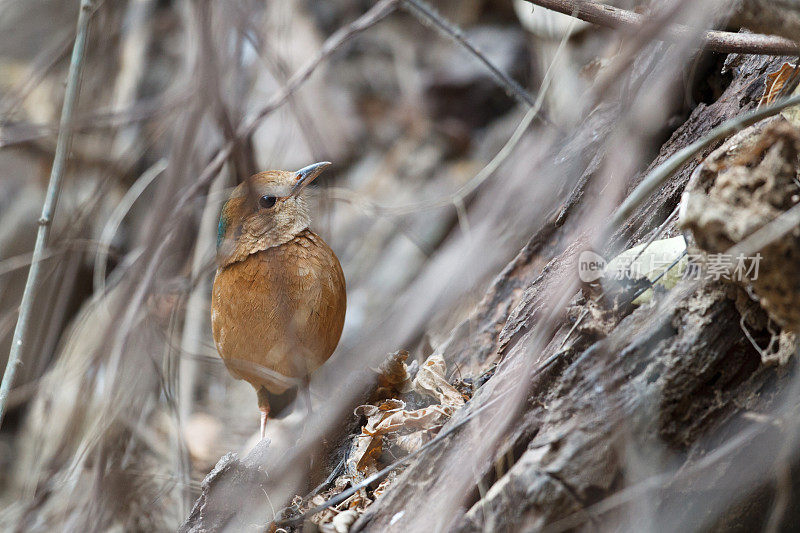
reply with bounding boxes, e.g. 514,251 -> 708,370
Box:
211,229 -> 346,392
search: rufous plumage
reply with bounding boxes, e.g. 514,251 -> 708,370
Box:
212,162 -> 346,439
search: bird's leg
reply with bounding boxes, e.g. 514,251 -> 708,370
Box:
303,375 -> 313,418
259,409 -> 268,440
257,386 -> 270,440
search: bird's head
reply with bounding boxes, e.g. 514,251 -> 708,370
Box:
216,162 -> 330,267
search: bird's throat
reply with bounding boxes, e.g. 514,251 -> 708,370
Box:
218,222 -> 311,268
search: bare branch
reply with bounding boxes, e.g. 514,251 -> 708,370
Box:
0,0 -> 96,428
402,0 -> 538,109
523,0 -> 800,55
238,0 -> 400,138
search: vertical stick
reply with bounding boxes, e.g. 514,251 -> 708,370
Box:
0,0 -> 96,427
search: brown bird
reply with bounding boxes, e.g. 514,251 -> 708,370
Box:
211,162 -> 346,439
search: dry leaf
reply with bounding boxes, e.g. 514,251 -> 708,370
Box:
412,354 -> 466,407
602,236 -> 688,305
354,398 -> 404,421
376,350 -> 412,394
350,401 -> 455,473
317,354 -> 467,527
372,471 -> 397,498
331,509 -> 358,533
760,63 -> 800,127
761,62 -> 797,107
377,398 -> 405,411
394,429 -> 431,454
371,404 -> 453,436
351,400 -> 405,473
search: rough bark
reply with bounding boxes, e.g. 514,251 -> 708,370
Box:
351,53 -> 798,532
180,441 -> 272,533
731,1 -> 800,41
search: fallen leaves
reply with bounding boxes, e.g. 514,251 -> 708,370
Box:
349,352 -> 466,477
375,350 -> 412,396
301,350 -> 470,532
760,62 -> 800,127
761,62 -> 797,107
412,354 -> 466,408
349,400 -> 455,474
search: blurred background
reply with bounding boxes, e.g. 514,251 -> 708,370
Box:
1,0 -> 794,531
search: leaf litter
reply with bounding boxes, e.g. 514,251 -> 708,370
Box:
298,350 -> 470,532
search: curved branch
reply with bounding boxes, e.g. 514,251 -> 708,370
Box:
523,0 -> 800,56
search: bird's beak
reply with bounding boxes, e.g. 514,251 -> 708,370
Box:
291,161 -> 331,195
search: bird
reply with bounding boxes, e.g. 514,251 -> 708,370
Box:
211,162 -> 346,439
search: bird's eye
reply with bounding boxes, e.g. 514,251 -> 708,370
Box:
259,195 -> 277,209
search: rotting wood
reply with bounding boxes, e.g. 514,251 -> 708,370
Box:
351,53 -> 797,533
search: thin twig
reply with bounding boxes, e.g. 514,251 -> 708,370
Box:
607,92 -> 800,246
238,0 -> 399,138
629,205 -> 681,266
0,29 -> 74,118
320,19 -> 573,218
0,91 -> 188,149
236,14 -> 330,160
0,0 -> 96,428
402,0 -> 537,109
0,0 -> 107,118
523,0 -> 800,56
0,240 -> 111,279
93,158 -> 167,295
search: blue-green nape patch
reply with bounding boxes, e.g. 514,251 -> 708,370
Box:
217,200 -> 230,249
